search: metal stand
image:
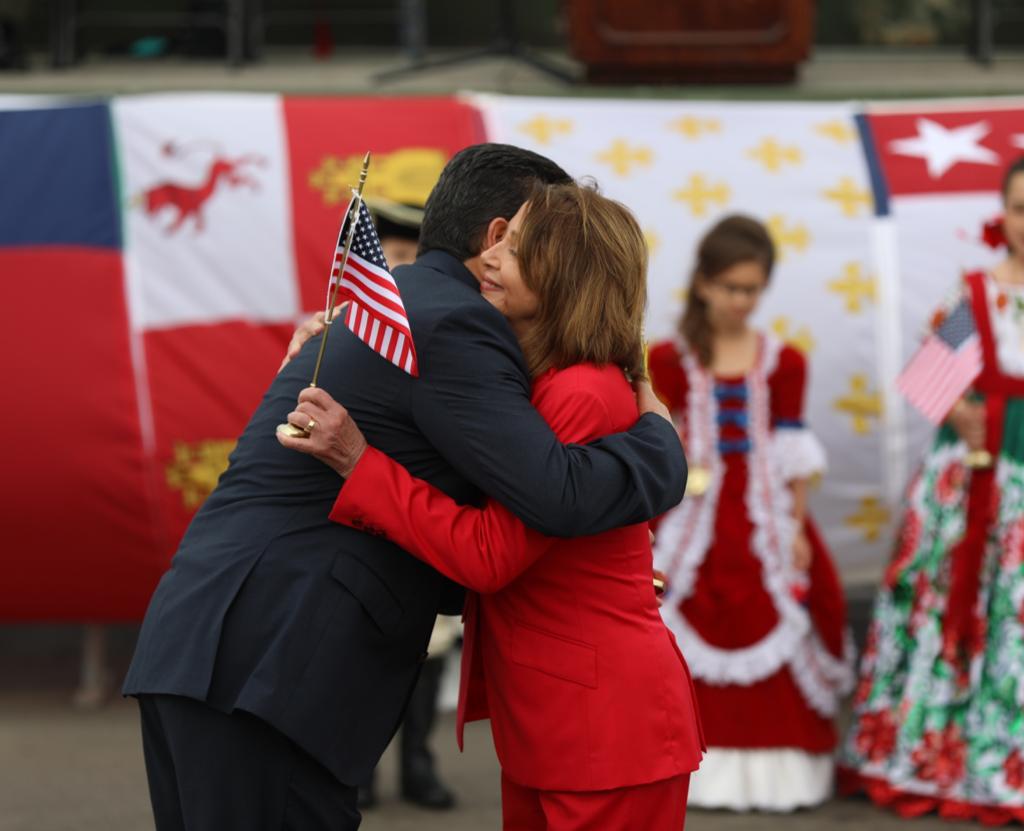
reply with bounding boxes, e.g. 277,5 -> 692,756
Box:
375,0 -> 576,84
71,624 -> 111,709
969,0 -> 994,66
49,0 -> 247,69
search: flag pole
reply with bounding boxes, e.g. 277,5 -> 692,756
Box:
310,151 -> 372,389
276,151 -> 371,439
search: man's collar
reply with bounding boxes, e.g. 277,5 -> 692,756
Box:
413,250 -> 479,292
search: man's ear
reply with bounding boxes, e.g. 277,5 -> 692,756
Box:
482,216 -> 509,250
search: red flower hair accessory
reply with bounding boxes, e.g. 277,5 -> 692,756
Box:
982,215 -> 1007,249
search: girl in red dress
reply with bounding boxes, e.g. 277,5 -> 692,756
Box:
313,184 -> 704,830
648,215 -> 854,811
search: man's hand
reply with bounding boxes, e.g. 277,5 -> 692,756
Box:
634,380 -> 672,425
278,304 -> 348,372
275,387 -> 368,478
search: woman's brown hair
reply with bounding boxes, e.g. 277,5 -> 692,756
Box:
679,214 -> 775,367
516,182 -> 648,380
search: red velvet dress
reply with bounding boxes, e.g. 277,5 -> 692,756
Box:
648,334 -> 854,811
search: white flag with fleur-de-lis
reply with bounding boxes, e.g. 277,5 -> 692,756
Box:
474,95 -> 883,579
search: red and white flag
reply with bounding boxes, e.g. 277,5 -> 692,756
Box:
331,198 -> 418,376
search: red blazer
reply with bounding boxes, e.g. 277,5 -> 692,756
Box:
331,363 -> 704,791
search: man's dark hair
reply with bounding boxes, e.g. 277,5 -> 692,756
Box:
419,143 -> 572,261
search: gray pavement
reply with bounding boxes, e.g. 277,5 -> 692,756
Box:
0,47 -> 1022,99
0,676 -> 978,831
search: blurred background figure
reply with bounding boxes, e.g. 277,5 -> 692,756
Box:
649,215 -> 853,812
839,157 -> 1024,824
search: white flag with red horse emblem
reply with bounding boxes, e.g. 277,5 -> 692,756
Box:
114,94 -> 299,330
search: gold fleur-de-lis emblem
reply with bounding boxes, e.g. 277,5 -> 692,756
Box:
815,120 -> 857,144
828,262 -> 877,313
747,138 -> 803,173
643,228 -> 660,256
596,139 -> 654,176
844,495 -> 891,542
668,116 -> 722,139
822,176 -> 873,218
308,156 -> 351,205
833,374 -> 882,435
771,317 -> 815,354
166,439 -> 237,510
766,215 -> 810,261
519,115 -> 573,145
672,174 -> 730,217
309,148 -> 446,207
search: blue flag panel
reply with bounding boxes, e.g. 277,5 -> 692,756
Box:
0,103 -> 120,249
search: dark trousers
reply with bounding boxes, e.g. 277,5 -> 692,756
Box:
138,694 -> 360,831
400,654 -> 445,785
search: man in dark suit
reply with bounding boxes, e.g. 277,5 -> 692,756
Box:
124,144 -> 687,831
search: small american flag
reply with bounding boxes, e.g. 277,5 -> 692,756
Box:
330,199 -> 418,376
896,298 -> 982,424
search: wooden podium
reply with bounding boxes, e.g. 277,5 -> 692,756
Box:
564,0 -> 815,84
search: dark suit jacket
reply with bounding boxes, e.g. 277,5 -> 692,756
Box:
123,251 -> 687,786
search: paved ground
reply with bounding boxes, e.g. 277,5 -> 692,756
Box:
0,623 -> 980,831
0,47 -> 1022,99
0,689 -> 981,831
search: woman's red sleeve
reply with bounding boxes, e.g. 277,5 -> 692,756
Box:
329,375 -> 615,593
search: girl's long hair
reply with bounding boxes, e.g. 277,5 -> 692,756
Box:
679,215 -> 775,367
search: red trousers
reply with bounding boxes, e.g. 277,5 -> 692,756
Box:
501,772 -> 690,831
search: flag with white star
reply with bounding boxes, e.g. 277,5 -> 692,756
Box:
861,105 -> 1020,460
330,198 -> 418,376
473,93 -> 1024,580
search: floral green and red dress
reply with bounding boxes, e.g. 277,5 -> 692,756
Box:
839,272 -> 1024,824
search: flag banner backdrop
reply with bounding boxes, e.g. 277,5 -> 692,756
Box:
0,92 -> 1017,619
475,95 -> 885,579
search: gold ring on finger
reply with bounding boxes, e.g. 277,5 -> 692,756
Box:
305,418 -> 317,433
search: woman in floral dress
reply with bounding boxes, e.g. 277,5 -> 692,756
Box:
649,215 -> 855,811
839,157 -> 1024,823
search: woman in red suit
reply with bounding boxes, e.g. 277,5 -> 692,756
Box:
311,184 -> 704,830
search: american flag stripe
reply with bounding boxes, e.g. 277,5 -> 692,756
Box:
339,270 -> 407,321
333,263 -> 404,315
339,255 -> 404,303
328,199 -> 418,376
339,275 -> 413,332
897,336 -> 982,423
344,301 -> 409,368
393,333 -> 406,367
